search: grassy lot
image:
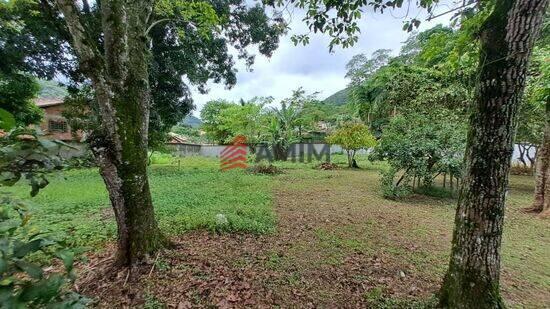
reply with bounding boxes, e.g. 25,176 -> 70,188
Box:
6,156 -> 275,249
5,154 -> 549,307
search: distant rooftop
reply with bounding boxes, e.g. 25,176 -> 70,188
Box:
34,98 -> 63,107
167,132 -> 189,144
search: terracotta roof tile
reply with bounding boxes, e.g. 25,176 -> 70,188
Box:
34,98 -> 64,107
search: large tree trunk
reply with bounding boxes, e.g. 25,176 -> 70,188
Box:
532,101 -> 550,216
439,0 -> 548,307
57,0 -> 164,266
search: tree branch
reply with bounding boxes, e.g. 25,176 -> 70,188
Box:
426,3 -> 475,21
145,18 -> 171,36
55,0 -> 104,77
82,0 -> 90,14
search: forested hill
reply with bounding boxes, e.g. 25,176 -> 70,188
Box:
322,88 -> 349,105
38,79 -> 68,98
181,115 -> 203,128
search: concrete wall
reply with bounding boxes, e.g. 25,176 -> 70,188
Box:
168,143 -> 356,158
168,142 -> 537,166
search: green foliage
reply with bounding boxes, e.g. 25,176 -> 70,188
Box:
219,100 -> 271,145
200,99 -> 240,144
346,49 -> 392,86
518,46 -> 548,145
269,0 -> 454,51
326,123 -> 376,152
0,73 -> 42,126
0,109 -> 15,131
0,128 -> 66,197
2,0 -> 286,153
326,122 -> 376,167
0,111 -> 87,307
380,166 -> 411,199
370,112 -> 466,198
0,195 -> 89,308
322,88 -> 350,106
265,99 -> 302,161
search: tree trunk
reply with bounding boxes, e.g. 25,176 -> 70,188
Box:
346,150 -> 352,167
517,143 -> 527,167
439,0 -> 548,307
525,144 -> 536,169
57,0 -> 165,266
532,101 -> 550,216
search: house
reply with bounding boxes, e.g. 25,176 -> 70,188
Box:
34,98 -> 81,142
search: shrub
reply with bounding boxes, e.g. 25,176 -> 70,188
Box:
0,195 -> 89,307
247,162 -> 283,175
1,113 -> 87,307
370,112 -> 466,199
380,168 -> 411,199
316,162 -> 339,170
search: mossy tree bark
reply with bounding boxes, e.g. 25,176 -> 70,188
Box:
439,0 -> 548,307
56,0 -> 164,266
532,101 -> 550,216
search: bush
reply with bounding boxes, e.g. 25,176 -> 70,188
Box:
0,195 -> 89,307
380,168 -> 411,199
316,162 -> 339,170
510,163 -> 534,176
0,116 -> 87,307
247,162 -> 283,175
370,112 -> 466,199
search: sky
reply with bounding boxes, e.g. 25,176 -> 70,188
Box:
189,4 -> 453,117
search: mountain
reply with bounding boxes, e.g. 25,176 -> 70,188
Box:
181,115 -> 202,128
38,79 -> 68,99
322,88 -> 350,106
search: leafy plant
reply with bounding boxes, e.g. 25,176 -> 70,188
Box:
326,122 -> 376,168
0,110 -> 87,307
370,112 -> 466,198
0,128 -> 66,197
0,195 -> 89,308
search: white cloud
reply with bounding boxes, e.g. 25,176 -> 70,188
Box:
190,5 -> 452,117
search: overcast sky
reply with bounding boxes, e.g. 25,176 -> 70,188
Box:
190,5 -> 452,117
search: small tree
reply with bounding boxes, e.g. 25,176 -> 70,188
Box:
370,112 -> 466,198
326,123 -> 376,168
266,101 -> 302,161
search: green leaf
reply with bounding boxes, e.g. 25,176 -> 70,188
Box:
17,275 -> 64,303
0,109 -> 16,131
55,249 -> 74,273
0,258 -> 7,274
15,260 -> 43,279
13,239 -> 43,258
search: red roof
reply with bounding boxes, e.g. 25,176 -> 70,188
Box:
34,98 -> 64,107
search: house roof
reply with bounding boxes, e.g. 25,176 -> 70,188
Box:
167,132 -> 189,144
34,98 -> 64,107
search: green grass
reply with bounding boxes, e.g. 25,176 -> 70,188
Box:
6,157 -> 275,249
